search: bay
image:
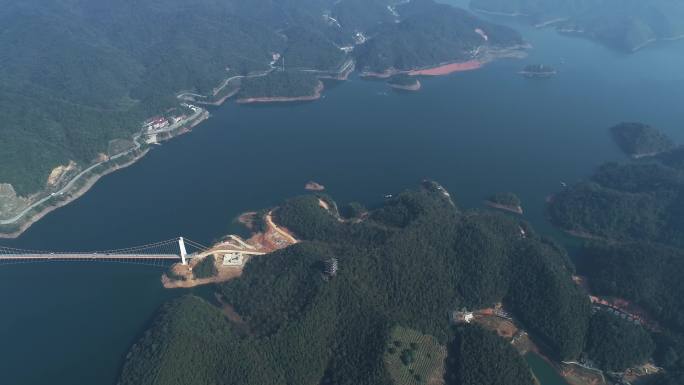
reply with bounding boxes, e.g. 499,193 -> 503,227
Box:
1,12 -> 684,385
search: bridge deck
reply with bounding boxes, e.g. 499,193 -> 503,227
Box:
0,254 -> 181,260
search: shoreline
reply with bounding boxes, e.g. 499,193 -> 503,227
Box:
409,60 -> 483,76
0,110 -> 209,239
389,79 -> 422,91
362,45 -> 528,79
485,201 -> 524,215
0,48 -> 521,238
162,209 -> 299,289
632,150 -> 667,159
0,150 -> 149,239
236,81 -> 325,104
362,59 -> 483,79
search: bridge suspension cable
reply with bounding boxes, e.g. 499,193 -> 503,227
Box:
0,237 -> 209,268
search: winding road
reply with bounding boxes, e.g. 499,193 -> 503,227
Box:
0,108 -> 206,226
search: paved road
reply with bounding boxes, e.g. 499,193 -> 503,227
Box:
0,108 -> 205,225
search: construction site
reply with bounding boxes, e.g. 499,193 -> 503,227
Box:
162,209 -> 298,288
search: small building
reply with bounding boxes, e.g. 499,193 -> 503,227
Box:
451,310 -> 475,324
223,252 -> 244,266
324,257 -> 338,278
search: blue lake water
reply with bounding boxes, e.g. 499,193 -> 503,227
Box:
1,8 -> 684,385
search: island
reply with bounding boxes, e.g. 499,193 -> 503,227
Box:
610,122 -> 675,158
387,75 -> 422,91
486,192 -> 524,214
304,181 -> 326,191
520,64 -> 557,78
118,181 -> 642,385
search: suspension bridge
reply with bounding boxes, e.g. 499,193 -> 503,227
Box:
0,237 -> 240,267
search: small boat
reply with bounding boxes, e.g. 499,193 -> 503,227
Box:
560,181 -> 568,187
384,194 -> 393,199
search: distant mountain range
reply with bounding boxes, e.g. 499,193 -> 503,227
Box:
470,0 -> 684,51
0,0 -> 521,200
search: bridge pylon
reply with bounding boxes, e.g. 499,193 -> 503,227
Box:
178,237 -> 188,265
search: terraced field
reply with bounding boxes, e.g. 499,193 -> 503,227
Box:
384,326 -> 447,385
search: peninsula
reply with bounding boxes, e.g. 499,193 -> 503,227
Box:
119,181 -> 659,385
485,192 -> 524,214
610,122 -> 675,158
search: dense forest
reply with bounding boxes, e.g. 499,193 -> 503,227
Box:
0,0 -> 522,197
585,311 -> 655,371
488,192 -> 522,208
193,255 -> 218,279
120,182 -> 593,384
548,161 -> 684,246
550,125 -> 684,380
578,243 -> 684,379
610,122 -> 675,157
582,242 -> 684,332
238,72 -> 322,100
445,325 -> 535,385
356,0 -> 523,73
469,0 -> 684,51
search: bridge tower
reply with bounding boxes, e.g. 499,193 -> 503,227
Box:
178,237 -> 188,265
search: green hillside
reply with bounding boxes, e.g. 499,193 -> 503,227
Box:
0,0 -> 521,197
119,182 -> 592,384
548,125 -> 684,379
356,0 -> 523,73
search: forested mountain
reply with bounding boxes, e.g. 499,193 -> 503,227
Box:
119,183 -> 592,384
445,325 -> 536,385
611,122 -> 676,158
356,0 -> 523,73
1,0 -> 285,195
585,311 -> 655,371
548,123 -> 684,246
582,242 -> 684,332
469,0 -> 684,51
0,0 -> 523,198
549,125 -> 684,380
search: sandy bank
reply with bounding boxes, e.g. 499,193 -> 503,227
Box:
361,60 -> 482,78
362,44 -> 528,80
409,60 -> 483,76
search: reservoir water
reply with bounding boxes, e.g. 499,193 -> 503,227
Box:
526,353 -> 570,385
2,9 -> 684,385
